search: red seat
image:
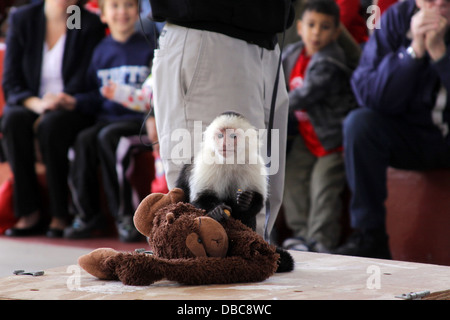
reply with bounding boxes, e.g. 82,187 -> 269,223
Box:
386,168 -> 450,266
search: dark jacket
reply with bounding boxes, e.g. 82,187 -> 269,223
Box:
283,40 -> 358,150
149,0 -> 295,50
351,0 -> 450,142
2,1 -> 105,107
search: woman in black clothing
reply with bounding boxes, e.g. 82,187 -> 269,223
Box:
1,0 -> 104,237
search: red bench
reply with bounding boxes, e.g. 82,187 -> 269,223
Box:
274,168 -> 450,267
386,168 -> 450,266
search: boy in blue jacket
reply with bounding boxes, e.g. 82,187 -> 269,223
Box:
335,0 -> 450,258
61,0 -> 155,242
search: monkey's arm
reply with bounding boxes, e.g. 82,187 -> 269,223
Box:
176,164 -> 227,216
192,191 -> 232,223
234,190 -> 264,220
174,163 -> 192,202
190,190 -> 222,212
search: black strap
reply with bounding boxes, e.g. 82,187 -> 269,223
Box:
266,5 -> 290,161
266,31 -> 286,160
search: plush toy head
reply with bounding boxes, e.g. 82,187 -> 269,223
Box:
133,188 -> 229,259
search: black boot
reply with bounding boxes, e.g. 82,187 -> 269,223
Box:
333,228 -> 392,259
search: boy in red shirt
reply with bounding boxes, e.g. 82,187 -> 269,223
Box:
281,0 -> 357,253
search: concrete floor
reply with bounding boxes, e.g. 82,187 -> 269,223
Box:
0,237 -> 92,278
0,235 -> 146,278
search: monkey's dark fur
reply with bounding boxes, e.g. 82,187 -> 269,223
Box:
176,166 -> 265,230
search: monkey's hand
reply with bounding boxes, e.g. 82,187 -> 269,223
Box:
207,204 -> 231,222
236,189 -> 254,211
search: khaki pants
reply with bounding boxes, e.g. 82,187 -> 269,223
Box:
152,24 -> 289,240
283,136 -> 346,249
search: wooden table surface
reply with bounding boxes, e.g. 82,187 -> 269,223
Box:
1,250 -> 449,300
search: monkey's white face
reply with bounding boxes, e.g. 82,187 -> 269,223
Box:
214,128 -> 239,159
202,114 -> 261,165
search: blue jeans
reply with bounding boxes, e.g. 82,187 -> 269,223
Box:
343,108 -> 450,230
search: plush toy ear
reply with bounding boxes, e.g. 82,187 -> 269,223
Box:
166,212 -> 175,224
133,192 -> 164,236
133,188 -> 186,236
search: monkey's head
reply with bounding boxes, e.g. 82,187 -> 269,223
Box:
203,112 -> 260,163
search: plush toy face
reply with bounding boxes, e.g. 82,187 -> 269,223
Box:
150,204 -> 229,259
185,216 -> 228,258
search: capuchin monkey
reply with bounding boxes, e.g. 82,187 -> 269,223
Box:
176,112 -> 267,230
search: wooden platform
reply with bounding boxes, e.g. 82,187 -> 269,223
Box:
1,251 -> 449,301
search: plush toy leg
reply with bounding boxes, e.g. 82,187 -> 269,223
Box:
78,248 -> 121,280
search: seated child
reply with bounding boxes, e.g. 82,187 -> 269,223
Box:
61,0 -> 156,242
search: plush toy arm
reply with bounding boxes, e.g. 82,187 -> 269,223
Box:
107,252 -> 278,286
111,253 -> 165,286
156,255 -> 278,285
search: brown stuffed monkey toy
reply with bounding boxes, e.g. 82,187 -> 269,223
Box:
78,188 -> 294,286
